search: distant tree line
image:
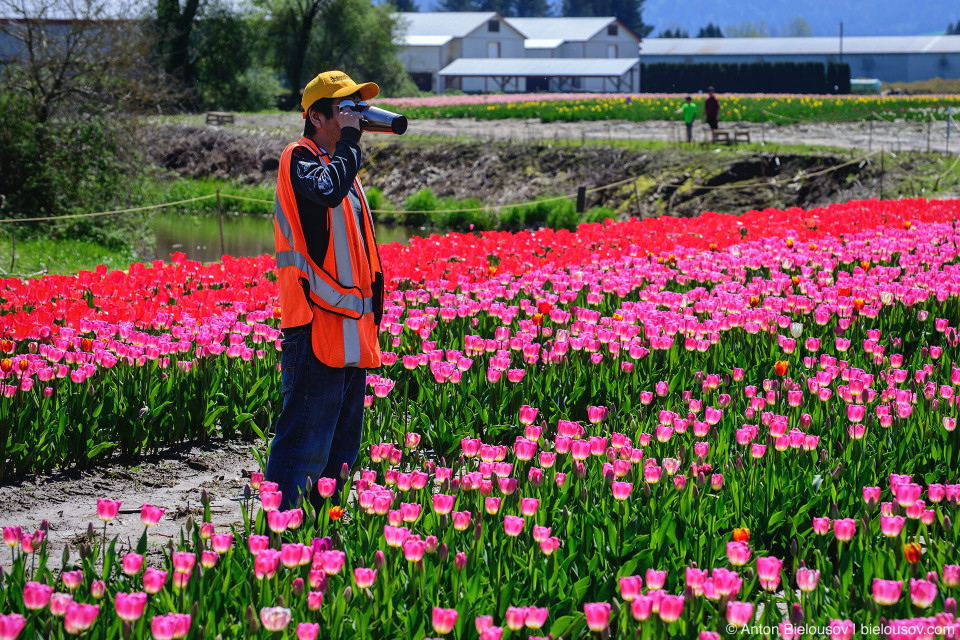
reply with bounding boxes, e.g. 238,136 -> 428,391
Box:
657,17 -> 813,38
948,21 -> 960,35
641,61 -> 851,94
436,0 -> 653,37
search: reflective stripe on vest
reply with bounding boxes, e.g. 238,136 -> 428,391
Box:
317,153 -> 363,367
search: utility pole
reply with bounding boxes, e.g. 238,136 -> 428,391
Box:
839,22 -> 844,64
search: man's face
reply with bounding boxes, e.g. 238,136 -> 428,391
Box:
315,92 -> 362,137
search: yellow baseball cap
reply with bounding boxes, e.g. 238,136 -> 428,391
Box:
301,70 -> 380,117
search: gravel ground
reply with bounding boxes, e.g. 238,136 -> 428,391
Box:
199,112 -> 959,155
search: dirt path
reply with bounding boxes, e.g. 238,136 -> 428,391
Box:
207,112 -> 958,155
0,441 -> 260,571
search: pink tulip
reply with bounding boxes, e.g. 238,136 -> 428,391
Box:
211,533 -> 234,554
833,518 -> 856,541
307,591 -> 323,611
727,541 -> 751,567
254,549 -> 281,579
96,498 -> 121,522
0,614 -> 26,640
584,602 -> 611,632
586,405 -> 607,424
296,623 -> 319,640
354,567 -> 376,589
201,551 -> 217,569
504,515 -> 524,537
726,601 -> 754,628
873,578 -> 903,605
122,553 -> 144,576
520,498 -> 540,517
61,570 -> 83,590
505,607 -> 526,631
943,565 -> 960,588
142,567 -> 167,594
172,552 -> 195,574
150,613 -> 191,640
260,491 -> 282,511
525,606 -> 548,629
797,567 -> 820,592
63,602 -> 99,635
320,550 -> 346,575
259,607 -> 291,632
646,569 -> 667,590
50,593 -> 73,616
114,592 -> 148,622
23,581 -> 53,610
620,575 -> 643,601
140,504 -> 165,526
475,615 -> 494,633
433,494 -> 455,515
631,596 -> 653,620
519,405 -> 539,425
250,472 -> 264,489
2,526 -> 22,547
432,607 -> 458,635
828,619 -> 854,640
896,482 -> 923,507
757,557 -> 783,591
911,578 -> 938,608
812,517 -> 831,535
659,595 -> 684,623
612,481 -> 633,500
862,486 -> 881,506
248,535 -> 269,555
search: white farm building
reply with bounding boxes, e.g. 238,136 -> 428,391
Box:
395,12 -> 641,93
640,36 -> 960,85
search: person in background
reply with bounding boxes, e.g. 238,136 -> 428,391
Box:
675,96 -> 698,143
705,86 -> 720,132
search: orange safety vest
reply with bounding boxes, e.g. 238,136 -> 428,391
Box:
274,137 -> 384,369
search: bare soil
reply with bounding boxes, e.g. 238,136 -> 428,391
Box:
0,440 -> 260,572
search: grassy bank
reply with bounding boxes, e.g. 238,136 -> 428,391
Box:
392,94 -> 960,124
0,228 -> 138,278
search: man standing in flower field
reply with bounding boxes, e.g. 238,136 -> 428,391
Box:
705,86 -> 720,132
675,96 -> 698,143
267,70 -> 385,513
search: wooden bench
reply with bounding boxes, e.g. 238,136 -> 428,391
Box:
205,111 -> 234,125
711,130 -> 730,144
710,129 -> 752,145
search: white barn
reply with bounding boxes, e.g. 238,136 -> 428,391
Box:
394,12 -> 641,93
395,12 -> 527,93
639,36 -> 960,84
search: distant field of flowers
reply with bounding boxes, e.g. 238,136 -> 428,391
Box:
373,94 -> 960,124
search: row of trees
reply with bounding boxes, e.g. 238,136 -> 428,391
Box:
947,21 -> 960,35
658,18 -> 813,39
435,0 -> 653,38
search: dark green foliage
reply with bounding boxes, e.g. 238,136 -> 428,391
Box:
0,92 -> 146,249
562,0 -> 653,38
948,21 -> 960,35
640,61 -> 851,94
696,22 -> 723,37
658,27 -> 689,38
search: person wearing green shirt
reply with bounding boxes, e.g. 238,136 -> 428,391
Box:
675,96 -> 698,143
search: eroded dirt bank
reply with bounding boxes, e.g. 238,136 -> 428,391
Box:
142,122 -> 928,221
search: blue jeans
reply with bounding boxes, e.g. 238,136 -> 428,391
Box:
265,327 -> 365,513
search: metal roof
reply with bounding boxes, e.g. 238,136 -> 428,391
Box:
402,35 -> 453,47
505,17 -> 623,42
439,57 -> 639,76
524,38 -> 564,49
640,36 -> 960,56
395,12 -> 504,38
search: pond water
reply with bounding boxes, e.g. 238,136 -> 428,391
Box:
151,212 -> 420,263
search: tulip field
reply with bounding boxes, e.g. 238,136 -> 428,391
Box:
2,197 -> 960,639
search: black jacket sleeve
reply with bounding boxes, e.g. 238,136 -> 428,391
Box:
289,127 -> 362,208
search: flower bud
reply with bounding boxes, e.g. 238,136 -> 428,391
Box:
946,598 -> 957,616
438,543 -> 448,562
790,603 -> 803,625
343,586 -> 352,603
374,550 -> 385,570
341,463 -> 350,480
454,552 -> 467,571
246,605 -> 259,634
292,577 -> 304,597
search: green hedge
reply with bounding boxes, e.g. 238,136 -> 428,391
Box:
640,62 -> 851,94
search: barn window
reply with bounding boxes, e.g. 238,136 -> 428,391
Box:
607,24 -> 618,36
488,20 -> 499,32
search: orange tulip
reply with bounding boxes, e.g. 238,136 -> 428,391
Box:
329,506 -> 344,521
853,299 -> 865,311
733,527 -> 750,543
904,541 -> 922,564
774,361 -> 789,377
